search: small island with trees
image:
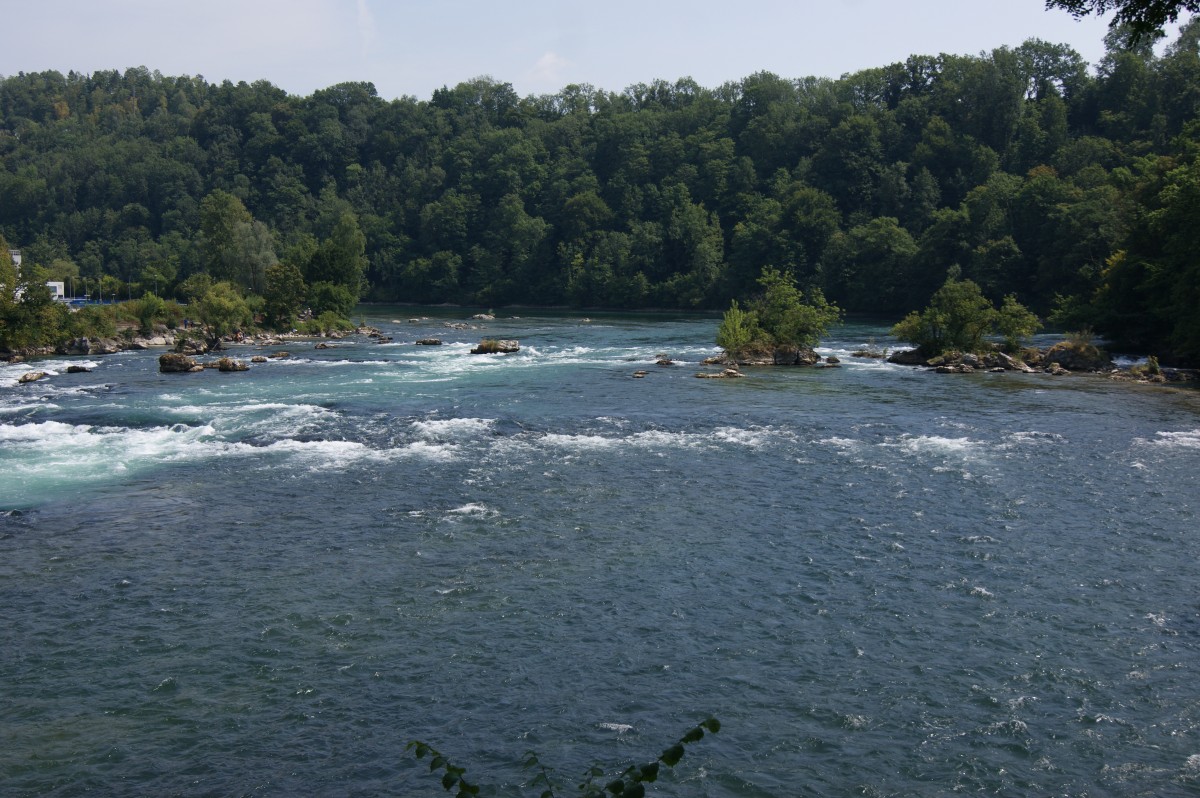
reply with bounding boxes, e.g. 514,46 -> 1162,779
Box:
3,5 -> 1200,384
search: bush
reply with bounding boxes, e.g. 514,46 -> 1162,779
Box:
298,311 -> 353,335
307,280 -> 357,318
892,275 -> 1039,355
716,267 -> 841,357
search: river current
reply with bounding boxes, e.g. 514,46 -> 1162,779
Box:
2,309 -> 1199,797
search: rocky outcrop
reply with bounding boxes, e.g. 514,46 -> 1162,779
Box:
887,348 -> 932,366
981,352 -> 1035,372
774,345 -> 820,365
470,339 -> 519,354
1041,341 -> 1114,372
18,371 -> 47,384
66,365 -> 90,373
158,353 -> 197,373
415,338 -> 442,346
893,348 -> 1038,373
126,334 -> 172,349
250,356 -> 268,363
696,368 -> 745,379
57,337 -> 93,356
174,335 -> 209,356
217,357 -> 249,372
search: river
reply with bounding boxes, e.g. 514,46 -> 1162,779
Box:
2,309 -> 1199,796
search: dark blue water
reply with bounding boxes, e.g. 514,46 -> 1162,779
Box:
3,310 -> 1199,796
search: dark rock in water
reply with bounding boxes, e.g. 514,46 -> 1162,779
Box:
1046,363 -> 1071,376
415,338 -> 443,346
250,356 -> 268,363
315,342 -> 336,350
632,370 -> 649,378
18,371 -> 47,384
66,365 -> 90,374
887,348 -> 930,366
825,355 -> 840,364
471,339 -> 519,354
159,353 -> 197,373
269,351 -> 290,359
217,357 -> 249,372
773,345 -> 820,366
656,358 -> 675,366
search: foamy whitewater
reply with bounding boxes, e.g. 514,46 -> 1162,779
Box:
2,309 -> 1199,797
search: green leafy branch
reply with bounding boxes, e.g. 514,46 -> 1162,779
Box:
406,740 -> 481,797
408,717 -> 720,797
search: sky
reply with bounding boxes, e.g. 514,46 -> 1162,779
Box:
0,0 -> 1169,101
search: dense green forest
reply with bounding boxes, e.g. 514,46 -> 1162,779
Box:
2,23 -> 1199,362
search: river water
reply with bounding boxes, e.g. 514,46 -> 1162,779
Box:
2,309 -> 1199,797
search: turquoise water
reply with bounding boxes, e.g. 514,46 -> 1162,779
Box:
3,309 -> 1200,796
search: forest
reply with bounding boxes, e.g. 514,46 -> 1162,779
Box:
1,22 -> 1199,363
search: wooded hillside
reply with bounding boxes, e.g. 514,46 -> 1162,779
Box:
2,22 -> 1199,361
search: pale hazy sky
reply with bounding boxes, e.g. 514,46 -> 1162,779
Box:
0,0 -> 1166,101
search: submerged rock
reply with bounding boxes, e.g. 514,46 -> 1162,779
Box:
471,339 -> 519,354
415,338 -> 443,346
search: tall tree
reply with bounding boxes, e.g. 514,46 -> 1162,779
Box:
1046,0 -> 1198,40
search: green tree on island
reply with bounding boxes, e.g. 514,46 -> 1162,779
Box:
891,269 -> 1040,356
717,266 -> 842,362
195,281 -> 255,349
